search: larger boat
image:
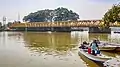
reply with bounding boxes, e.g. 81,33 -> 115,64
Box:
98,42 -> 120,51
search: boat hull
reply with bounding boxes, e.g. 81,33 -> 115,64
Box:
78,49 -> 111,63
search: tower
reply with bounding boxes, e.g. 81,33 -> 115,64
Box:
3,16 -> 6,26
2,16 -> 7,30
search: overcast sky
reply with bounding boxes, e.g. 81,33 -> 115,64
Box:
0,0 -> 119,22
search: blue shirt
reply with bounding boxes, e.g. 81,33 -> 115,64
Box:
91,43 -> 97,50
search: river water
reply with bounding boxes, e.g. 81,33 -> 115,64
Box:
0,31 -> 120,67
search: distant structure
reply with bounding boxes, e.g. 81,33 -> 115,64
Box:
2,16 -> 6,26
2,16 -> 7,30
9,20 -> 111,33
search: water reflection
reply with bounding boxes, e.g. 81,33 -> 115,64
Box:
71,31 -> 89,44
110,31 -> 120,43
23,32 -> 78,56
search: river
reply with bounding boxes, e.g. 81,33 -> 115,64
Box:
0,31 -> 120,67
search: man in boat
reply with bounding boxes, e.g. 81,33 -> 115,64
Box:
79,41 -> 88,49
90,40 -> 100,55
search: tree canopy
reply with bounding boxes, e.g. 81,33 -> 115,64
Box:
103,4 -> 120,26
23,7 -> 79,22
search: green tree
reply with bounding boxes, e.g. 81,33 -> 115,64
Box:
23,9 -> 54,22
54,7 -> 79,21
23,7 -> 79,22
23,9 -> 52,22
103,4 -> 120,27
7,22 -> 13,27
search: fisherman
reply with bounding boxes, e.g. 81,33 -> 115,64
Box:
79,41 -> 88,49
90,40 -> 99,56
83,41 -> 88,45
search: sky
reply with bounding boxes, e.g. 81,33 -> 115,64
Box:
0,0 -> 119,22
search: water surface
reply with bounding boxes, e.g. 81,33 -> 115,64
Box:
0,31 -> 120,67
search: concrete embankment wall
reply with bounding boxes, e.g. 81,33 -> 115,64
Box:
89,27 -> 111,33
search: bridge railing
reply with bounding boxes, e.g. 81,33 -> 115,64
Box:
9,21 -> 120,28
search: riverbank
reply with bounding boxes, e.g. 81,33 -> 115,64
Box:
4,28 -> 111,33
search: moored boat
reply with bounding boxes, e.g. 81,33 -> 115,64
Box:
78,49 -> 112,63
98,42 -> 120,51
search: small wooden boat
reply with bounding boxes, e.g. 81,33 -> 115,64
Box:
78,49 -> 112,63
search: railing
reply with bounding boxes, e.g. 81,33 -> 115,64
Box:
9,21 -> 120,28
